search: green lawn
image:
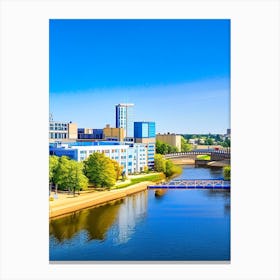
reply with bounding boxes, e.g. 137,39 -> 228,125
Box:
196,154 -> 211,160
112,173 -> 165,190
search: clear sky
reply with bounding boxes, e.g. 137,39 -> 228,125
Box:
50,19 -> 230,134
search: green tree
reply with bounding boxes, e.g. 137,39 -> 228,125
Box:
181,136 -> 192,152
221,138 -> 231,148
204,138 -> 214,145
49,155 -> 59,193
165,160 -> 175,177
55,156 -> 88,193
167,145 -> 179,154
156,140 -> 169,155
154,154 -> 166,173
111,159 -> 123,180
84,153 -> 117,188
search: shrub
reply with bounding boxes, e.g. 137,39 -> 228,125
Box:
223,166 -> 231,180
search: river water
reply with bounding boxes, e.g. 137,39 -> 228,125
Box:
49,165 -> 230,261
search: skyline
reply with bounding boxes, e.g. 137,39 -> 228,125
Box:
50,19 -> 230,134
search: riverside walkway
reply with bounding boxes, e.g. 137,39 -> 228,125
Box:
148,179 -> 230,190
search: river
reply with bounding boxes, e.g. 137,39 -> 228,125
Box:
49,165 -> 230,261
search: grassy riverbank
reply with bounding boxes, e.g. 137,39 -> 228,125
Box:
111,173 -> 165,190
49,172 -> 166,219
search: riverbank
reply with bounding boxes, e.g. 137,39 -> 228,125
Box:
170,158 -> 195,165
49,181 -> 152,219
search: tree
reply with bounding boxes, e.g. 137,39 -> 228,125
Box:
165,160 -> 175,177
181,136 -> 192,152
49,155 -> 59,193
84,153 -> 117,188
156,140 -> 169,155
154,154 -> 166,173
111,159 -> 123,180
167,145 -> 179,154
55,156 -> 88,193
221,138 -> 231,148
204,138 -> 214,145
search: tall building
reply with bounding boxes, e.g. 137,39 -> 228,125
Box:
156,133 -> 182,152
115,103 -> 134,138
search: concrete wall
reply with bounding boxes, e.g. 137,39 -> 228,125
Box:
156,133 -> 181,152
68,123 -> 78,139
103,126 -> 125,141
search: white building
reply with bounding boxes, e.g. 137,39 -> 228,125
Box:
49,142 -> 148,175
115,103 -> 134,138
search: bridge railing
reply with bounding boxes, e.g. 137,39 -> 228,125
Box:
149,179 -> 231,189
165,148 -> 230,158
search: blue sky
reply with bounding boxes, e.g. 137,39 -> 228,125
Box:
50,19 -> 230,134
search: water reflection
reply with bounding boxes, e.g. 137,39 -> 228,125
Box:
50,191 -> 148,245
50,199 -> 123,243
114,191 -> 148,244
154,189 -> 168,199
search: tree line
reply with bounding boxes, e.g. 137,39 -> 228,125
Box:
49,153 -> 124,193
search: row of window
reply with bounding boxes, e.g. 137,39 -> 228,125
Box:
49,133 -> 68,139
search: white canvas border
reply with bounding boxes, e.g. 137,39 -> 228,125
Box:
0,0 -> 279,279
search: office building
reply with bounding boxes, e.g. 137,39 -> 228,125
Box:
134,121 -> 155,142
49,121 -> 78,141
156,132 -> 182,152
115,103 -> 134,138
134,121 -> 156,169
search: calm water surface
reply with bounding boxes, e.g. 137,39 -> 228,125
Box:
49,166 -> 230,261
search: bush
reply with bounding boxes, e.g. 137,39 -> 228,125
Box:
223,166 -> 231,180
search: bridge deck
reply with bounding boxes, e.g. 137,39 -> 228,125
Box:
148,179 -> 230,190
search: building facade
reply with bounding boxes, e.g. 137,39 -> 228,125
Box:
49,121 -> 78,141
115,103 -> 134,138
49,141 -> 148,175
78,128 -> 103,140
103,124 -> 125,141
156,133 -> 182,152
134,121 -> 155,139
134,122 -> 156,169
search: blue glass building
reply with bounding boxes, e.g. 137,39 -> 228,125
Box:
134,122 -> 156,138
134,121 -> 156,169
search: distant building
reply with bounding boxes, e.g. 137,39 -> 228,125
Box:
188,139 -> 197,145
156,132 -> 182,152
49,121 -> 77,141
226,128 -> 231,139
134,122 -> 156,169
115,103 -> 134,138
103,124 -> 125,141
78,128 -> 103,140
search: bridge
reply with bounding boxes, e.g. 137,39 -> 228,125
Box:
148,179 -> 230,190
164,149 -> 230,161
